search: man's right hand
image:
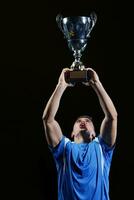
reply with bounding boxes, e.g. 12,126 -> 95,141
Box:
58,68 -> 74,87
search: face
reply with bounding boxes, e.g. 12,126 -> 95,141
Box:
71,117 -> 96,141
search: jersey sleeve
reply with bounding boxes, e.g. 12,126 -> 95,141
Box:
48,136 -> 70,165
98,136 -> 115,165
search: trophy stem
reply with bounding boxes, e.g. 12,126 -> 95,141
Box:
74,50 -> 81,59
71,50 -> 84,70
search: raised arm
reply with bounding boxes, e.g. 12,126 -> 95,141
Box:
42,68 -> 71,147
84,68 -> 118,147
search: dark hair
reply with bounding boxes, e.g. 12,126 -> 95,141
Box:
76,115 -> 93,121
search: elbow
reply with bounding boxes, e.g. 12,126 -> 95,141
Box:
42,110 -> 50,121
42,112 -> 46,121
107,111 -> 118,121
112,111 -> 118,120
42,112 -> 54,123
114,109 -> 118,119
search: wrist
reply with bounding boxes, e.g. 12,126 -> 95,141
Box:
90,79 -> 102,88
57,81 -> 67,90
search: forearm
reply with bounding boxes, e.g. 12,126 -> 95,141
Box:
91,81 -> 117,119
42,82 -> 67,122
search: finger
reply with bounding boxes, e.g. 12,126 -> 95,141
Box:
62,68 -> 70,72
86,67 -> 94,71
82,82 -> 90,86
68,82 -> 75,87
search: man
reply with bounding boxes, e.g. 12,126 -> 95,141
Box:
42,67 -> 117,200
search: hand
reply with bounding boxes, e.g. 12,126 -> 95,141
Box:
71,124 -> 81,138
83,68 -> 100,86
58,68 -> 74,87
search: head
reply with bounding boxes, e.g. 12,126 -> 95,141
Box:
71,115 -> 96,143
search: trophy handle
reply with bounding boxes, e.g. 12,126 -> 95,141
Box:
87,12 -> 97,37
56,14 -> 65,35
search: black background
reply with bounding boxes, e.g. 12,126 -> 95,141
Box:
1,0 -> 133,199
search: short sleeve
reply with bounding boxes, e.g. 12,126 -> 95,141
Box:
98,136 -> 115,164
48,136 -> 70,164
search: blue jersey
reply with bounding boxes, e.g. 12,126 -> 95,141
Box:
49,136 -> 115,200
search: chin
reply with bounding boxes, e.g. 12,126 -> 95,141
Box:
80,130 -> 95,142
80,130 -> 90,135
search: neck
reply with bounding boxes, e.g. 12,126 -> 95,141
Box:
74,135 -> 85,143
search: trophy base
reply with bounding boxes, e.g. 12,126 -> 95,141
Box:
65,70 -> 91,84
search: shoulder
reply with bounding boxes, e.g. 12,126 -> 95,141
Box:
49,136 -> 72,151
95,136 -> 115,164
97,136 -> 116,152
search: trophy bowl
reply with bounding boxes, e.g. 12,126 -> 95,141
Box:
56,12 -> 97,84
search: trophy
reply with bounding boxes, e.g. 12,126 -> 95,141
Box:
56,12 -> 97,84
